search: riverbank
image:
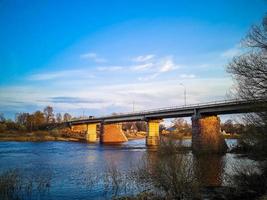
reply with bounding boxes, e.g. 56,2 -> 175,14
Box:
162,133 -> 240,140
0,131 -> 86,142
0,131 -> 240,142
0,132 -> 182,142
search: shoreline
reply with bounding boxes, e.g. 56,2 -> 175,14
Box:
0,136 -> 86,142
0,131 -> 240,142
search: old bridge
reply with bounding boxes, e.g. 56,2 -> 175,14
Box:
68,98 -> 266,153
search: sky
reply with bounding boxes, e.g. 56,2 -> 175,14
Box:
0,0 -> 266,120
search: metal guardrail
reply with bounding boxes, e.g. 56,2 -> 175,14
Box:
69,98 -> 265,123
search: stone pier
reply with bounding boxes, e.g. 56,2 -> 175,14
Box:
86,123 -> 98,142
146,120 -> 160,146
192,115 -> 228,154
100,123 -> 128,143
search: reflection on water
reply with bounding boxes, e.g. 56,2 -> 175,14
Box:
194,154 -> 225,186
0,139 -> 256,199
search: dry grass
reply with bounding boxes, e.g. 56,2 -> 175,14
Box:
0,169 -> 51,200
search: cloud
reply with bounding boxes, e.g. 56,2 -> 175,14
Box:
28,70 -> 95,81
131,63 -> 153,71
80,52 -> 107,63
48,97 -> 104,104
159,56 -> 179,72
138,73 -> 160,81
132,54 -> 155,62
179,74 -> 196,79
96,66 -> 124,71
0,77 -> 233,119
221,47 -> 242,58
138,56 -> 180,80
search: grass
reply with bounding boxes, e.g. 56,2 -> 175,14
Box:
0,169 -> 51,200
0,129 -> 85,142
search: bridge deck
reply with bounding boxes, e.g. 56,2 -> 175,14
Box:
69,99 -> 266,125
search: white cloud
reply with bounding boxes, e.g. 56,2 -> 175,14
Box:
159,57 -> 179,72
179,74 -> 196,79
138,73 -> 160,81
137,56 -> 179,81
131,63 -> 153,71
96,66 -> 124,71
80,52 -> 107,63
132,54 -> 155,62
0,77 -> 233,118
28,70 -> 95,81
221,46 -> 242,58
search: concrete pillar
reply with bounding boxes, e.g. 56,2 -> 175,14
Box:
192,115 -> 228,154
146,120 -> 160,146
100,123 -> 128,143
86,123 -> 98,142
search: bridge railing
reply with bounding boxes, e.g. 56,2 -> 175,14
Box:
106,98 -> 245,116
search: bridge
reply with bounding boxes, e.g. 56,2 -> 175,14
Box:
68,98 -> 266,154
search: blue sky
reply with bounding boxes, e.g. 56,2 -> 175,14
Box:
0,0 -> 266,120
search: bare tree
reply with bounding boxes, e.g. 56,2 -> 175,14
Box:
15,113 -> 29,125
227,15 -> 267,155
63,113 -> 72,122
227,16 -> 267,102
43,106 -> 54,123
56,113 -> 62,123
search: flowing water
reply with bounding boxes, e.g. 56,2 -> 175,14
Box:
0,139 -> 256,199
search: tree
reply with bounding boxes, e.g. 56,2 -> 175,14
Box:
63,113 -> 72,122
33,111 -> 45,127
221,119 -> 235,134
56,113 -> 62,123
135,121 -> 147,132
0,113 -> 5,122
227,15 -> 267,155
171,118 -> 191,135
26,114 -> 34,131
43,106 -> 54,123
16,113 -> 29,125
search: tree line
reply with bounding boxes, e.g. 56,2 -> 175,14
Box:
0,106 -> 72,132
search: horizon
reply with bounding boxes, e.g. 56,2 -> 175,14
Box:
0,0 -> 266,120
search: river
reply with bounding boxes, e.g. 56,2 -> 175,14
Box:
0,139 -> 256,199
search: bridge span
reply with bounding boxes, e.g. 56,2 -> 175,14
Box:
68,99 -> 266,154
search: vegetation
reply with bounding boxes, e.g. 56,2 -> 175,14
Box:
105,14 -> 267,200
0,106 -> 89,142
227,15 -> 267,157
0,106 -> 73,133
226,14 -> 267,199
135,141 -> 200,199
0,169 -> 51,200
220,119 -> 245,135
81,140 -> 201,200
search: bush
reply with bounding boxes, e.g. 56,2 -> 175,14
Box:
225,161 -> 267,199
0,169 -> 51,200
135,140 -> 201,199
0,123 -> 7,132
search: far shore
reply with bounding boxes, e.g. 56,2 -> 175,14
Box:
0,131 -> 240,142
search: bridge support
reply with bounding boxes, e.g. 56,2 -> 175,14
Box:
86,123 -> 98,142
192,115 -> 228,154
100,123 -> 128,143
146,120 -> 160,146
